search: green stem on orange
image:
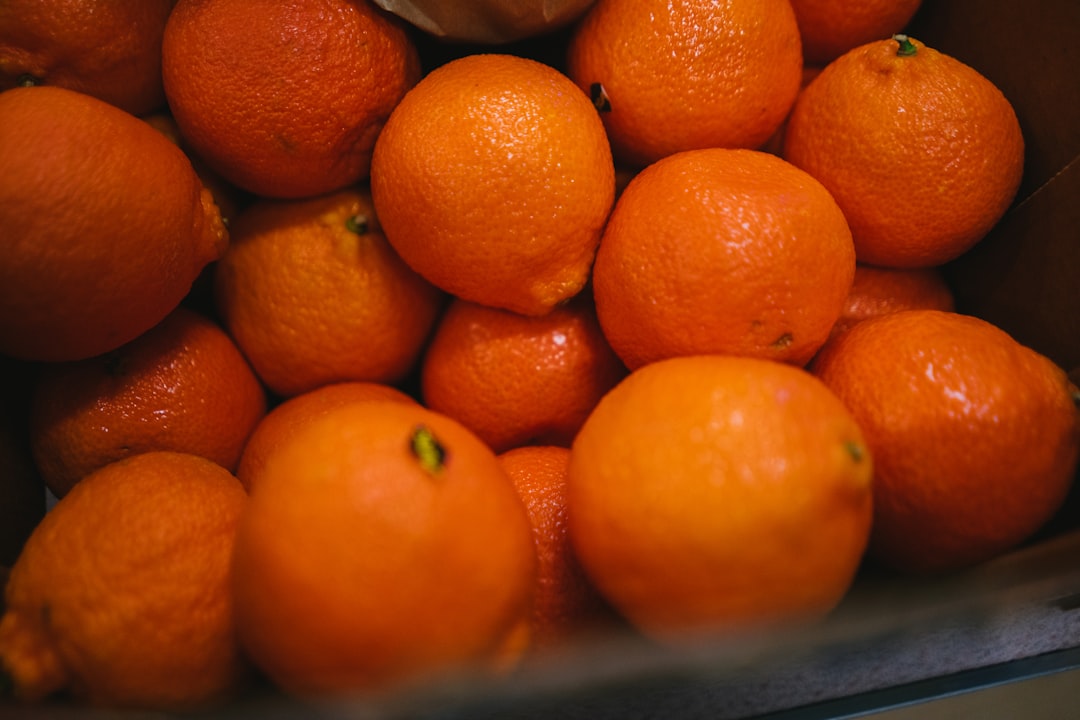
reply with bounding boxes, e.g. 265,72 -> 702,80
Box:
893,34 -> 917,57
345,214 -> 369,235
845,440 -> 866,464
410,425 -> 447,475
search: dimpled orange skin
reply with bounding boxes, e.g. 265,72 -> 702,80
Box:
568,355 -> 873,642
0,86 -> 226,363
827,264 -> 955,341
566,0 -> 803,168
788,0 -> 923,65
370,53 -> 615,317
783,37 -> 1024,269
592,148 -> 855,371
811,310 -> 1080,574
162,0 -> 421,199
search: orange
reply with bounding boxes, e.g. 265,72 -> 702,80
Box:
828,264 -> 955,341
568,355 -> 872,642
28,307 -> 267,499
0,451 -> 249,709
236,381 -> 417,490
566,0 -> 803,168
370,53 -> 615,316
162,0 -> 420,199
376,0 -> 595,43
810,310 -> 1080,574
231,401 -> 536,694
497,446 -> 618,653
0,0 -> 175,115
783,35 -> 1024,268
213,187 -> 445,398
420,294 -> 627,454
592,148 -> 855,371
0,86 -> 227,362
789,0 -> 924,65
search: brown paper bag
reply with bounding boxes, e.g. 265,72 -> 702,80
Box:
373,0 -> 595,44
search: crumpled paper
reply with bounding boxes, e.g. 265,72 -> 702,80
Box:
373,0 -> 596,44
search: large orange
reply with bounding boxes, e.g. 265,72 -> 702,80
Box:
568,355 -> 872,642
0,451 -> 249,709
370,53 -> 615,316
0,86 -> 227,362
231,401 -> 536,694
783,35 -> 1024,268
420,294 -> 627,454
789,0 -> 923,65
566,0 -> 803,167
592,148 -> 855,371
213,187 -> 445,398
162,0 -> 420,199
828,264 -> 955,341
811,310 -> 1080,574
0,0 -> 175,115
28,307 -> 266,499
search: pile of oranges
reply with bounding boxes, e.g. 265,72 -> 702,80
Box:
1,0 -> 1077,711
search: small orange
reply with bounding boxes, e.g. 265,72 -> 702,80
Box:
783,35 -> 1024,268
0,86 -> 227,362
0,0 -> 175,115
420,294 -> 627,454
213,187 -> 445,398
568,355 -> 872,642
811,310 -> 1080,574
29,307 -> 267,498
566,0 -> 803,167
828,264 -> 955,341
231,401 -> 536,694
592,148 -> 855,370
497,446 -> 618,653
370,53 -> 615,316
0,451 -> 249,709
789,0 -> 924,65
236,381 -> 417,490
162,0 -> 421,199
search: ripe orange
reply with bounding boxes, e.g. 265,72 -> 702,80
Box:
231,401 -> 536,694
828,264 -> 955,341
566,0 -> 803,167
0,451 -> 249,709
568,355 -> 872,642
28,307 -> 267,499
420,295 -> 627,454
236,381 -> 417,490
162,0 -> 420,199
783,35 -> 1024,268
370,53 -> 615,316
0,0 -> 175,115
592,148 -> 855,371
213,186 -> 445,398
497,446 -> 618,653
811,310 -> 1080,574
789,0 -> 924,65
0,86 -> 227,362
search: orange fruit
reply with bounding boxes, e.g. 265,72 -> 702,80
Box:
828,264 -> 955,341
370,53 -> 615,316
236,381 -> 417,490
231,401 -> 536,694
568,355 -> 872,642
28,307 -> 267,499
783,35 -> 1024,268
377,0 -> 595,43
213,186 -> 444,399
592,148 -> 855,371
0,0 -> 175,115
0,451 -> 249,709
566,0 -> 803,167
810,310 -> 1080,575
789,0 -> 924,65
0,85 -> 227,362
420,295 -> 627,454
497,446 -> 618,653
162,0 -> 421,199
